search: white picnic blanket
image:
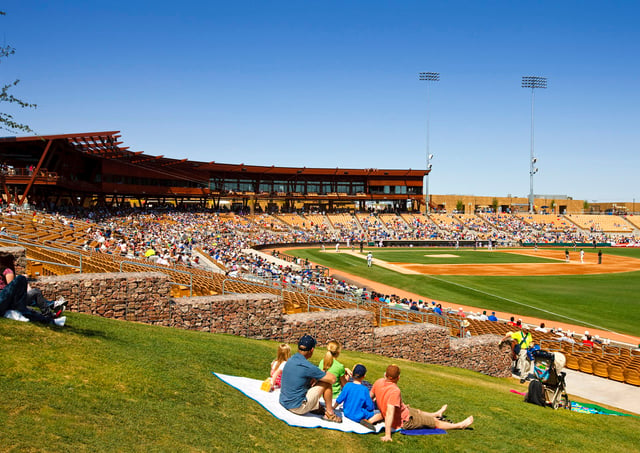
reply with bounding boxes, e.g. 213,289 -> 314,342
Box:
213,373 -> 384,434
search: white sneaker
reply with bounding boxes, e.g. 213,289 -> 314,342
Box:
53,316 -> 66,327
52,297 -> 67,309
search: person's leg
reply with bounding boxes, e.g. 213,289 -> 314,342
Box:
20,308 -> 52,324
11,276 -> 54,324
434,416 -> 474,430
405,407 -> 473,431
318,381 -> 338,416
27,287 -> 53,317
5,275 -> 29,313
0,285 -> 11,316
518,350 -> 531,376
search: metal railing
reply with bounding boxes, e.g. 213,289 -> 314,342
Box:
119,261 -> 193,296
0,235 -> 83,271
26,257 -> 79,273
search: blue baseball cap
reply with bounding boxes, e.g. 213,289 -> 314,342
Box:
353,364 -> 367,377
298,334 -> 316,351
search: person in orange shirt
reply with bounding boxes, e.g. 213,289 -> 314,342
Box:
371,364 -> 473,442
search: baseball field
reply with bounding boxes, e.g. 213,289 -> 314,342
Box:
286,247 -> 640,339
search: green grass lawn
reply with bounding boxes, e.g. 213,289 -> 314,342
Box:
287,248 -> 640,337
1,313 -> 638,452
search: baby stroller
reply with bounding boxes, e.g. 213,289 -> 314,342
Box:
525,350 -> 570,409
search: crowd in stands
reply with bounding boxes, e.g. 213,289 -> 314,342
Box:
2,204 -> 637,345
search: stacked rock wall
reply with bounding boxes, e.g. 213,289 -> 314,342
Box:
170,293 -> 284,339
448,336 -> 513,378
4,243 -> 509,377
280,310 -> 375,350
32,272 -> 172,326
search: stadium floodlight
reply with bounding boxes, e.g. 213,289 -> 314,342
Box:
419,72 -> 440,213
522,75 -> 547,214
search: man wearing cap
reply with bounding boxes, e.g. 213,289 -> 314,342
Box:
501,325 -> 534,377
371,365 -> 473,442
279,334 -> 342,423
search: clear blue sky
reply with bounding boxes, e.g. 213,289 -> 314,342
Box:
1,1 -> 638,202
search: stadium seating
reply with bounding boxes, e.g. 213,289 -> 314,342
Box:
3,207 -> 640,385
566,214 -> 633,233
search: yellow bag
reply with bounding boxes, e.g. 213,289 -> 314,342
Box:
260,377 -> 273,392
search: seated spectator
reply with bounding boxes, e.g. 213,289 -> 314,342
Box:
270,343 -> 291,390
582,331 -> 595,348
279,335 -> 342,423
488,311 -> 498,322
535,322 -> 548,333
371,364 -> 473,442
460,319 -> 471,338
0,252 -> 66,326
318,340 -> 351,400
334,364 -> 378,429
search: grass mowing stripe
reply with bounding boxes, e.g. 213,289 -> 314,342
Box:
421,273 -> 628,336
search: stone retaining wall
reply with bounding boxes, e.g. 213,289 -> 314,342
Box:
366,323 -> 451,361
170,293 -> 284,339
4,247 -> 510,377
280,310 -> 375,350
31,272 -> 172,326
449,336 -> 513,378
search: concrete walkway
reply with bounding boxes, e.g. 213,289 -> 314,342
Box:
563,369 -> 640,415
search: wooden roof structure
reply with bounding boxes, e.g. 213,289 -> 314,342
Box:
0,131 -> 428,206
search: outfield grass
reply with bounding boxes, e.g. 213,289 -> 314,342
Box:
1,313 -> 638,452
287,248 -> 640,337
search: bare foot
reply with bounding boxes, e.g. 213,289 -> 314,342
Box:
457,416 -> 474,429
434,404 -> 448,418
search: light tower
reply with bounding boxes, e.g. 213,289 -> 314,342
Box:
522,75 -> 547,214
419,72 -> 439,213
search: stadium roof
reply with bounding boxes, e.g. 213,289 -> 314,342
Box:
0,131 -> 427,180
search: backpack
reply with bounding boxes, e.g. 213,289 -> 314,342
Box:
524,379 -> 546,407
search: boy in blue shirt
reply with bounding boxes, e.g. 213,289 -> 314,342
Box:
335,364 -> 380,430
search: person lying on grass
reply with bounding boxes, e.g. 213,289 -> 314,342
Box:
371,364 -> 474,442
279,334 -> 342,423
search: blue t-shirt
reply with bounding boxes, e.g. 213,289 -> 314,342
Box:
279,352 -> 327,410
335,381 -> 375,422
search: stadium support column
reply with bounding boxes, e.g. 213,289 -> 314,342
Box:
522,76 -> 547,214
419,72 -> 439,213
18,138 -> 53,206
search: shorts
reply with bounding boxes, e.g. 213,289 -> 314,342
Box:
402,407 -> 437,430
288,385 -> 324,416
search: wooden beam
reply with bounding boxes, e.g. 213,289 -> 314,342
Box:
19,139 -> 53,205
